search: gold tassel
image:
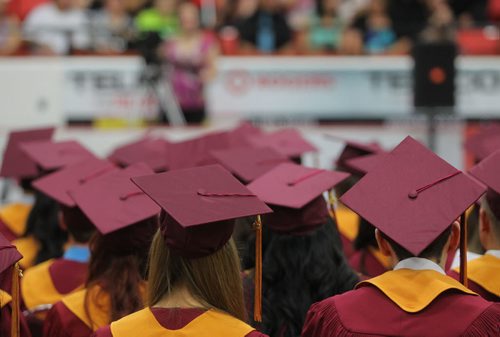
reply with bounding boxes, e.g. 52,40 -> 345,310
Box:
459,213 -> 468,287
253,215 -> 262,322
328,190 -> 337,222
11,263 -> 22,337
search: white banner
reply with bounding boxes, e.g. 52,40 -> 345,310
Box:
207,56 -> 500,120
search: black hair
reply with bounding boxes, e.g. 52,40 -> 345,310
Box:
60,205 -> 95,244
24,191 -> 68,264
380,225 -> 453,263
259,217 -> 359,337
353,218 -> 378,251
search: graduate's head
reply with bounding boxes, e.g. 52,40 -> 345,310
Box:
375,223 -> 459,266
468,149 -> 500,250
479,191 -> 500,250
59,205 -> 95,244
132,165 -> 272,321
340,136 -> 486,268
147,227 -> 247,321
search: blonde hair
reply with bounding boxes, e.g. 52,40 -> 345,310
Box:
147,230 -> 247,321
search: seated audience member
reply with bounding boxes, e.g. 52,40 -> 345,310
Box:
449,0 -> 488,27
236,0 -> 292,53
0,0 -> 21,55
420,0 -> 455,42
285,0 -> 316,31
349,0 -> 396,54
23,0 -> 91,54
308,0 -> 344,52
449,150 -> 500,302
302,137 -> 499,337
90,0 -> 134,53
336,0 -> 369,23
135,0 -> 178,39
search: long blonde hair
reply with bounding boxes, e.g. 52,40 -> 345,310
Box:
147,230 -> 247,321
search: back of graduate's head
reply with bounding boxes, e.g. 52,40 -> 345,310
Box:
376,223 -> 459,266
85,216 -> 157,323
147,224 -> 246,322
25,190 -> 68,264
59,205 -> 95,244
479,190 -> 500,250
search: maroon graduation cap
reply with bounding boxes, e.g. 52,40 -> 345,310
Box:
20,140 -> 96,172
70,163 -> 160,236
210,146 -> 291,183
341,136 -> 486,284
108,137 -> 170,172
168,132 -> 231,170
344,152 -> 390,175
465,124 -> 500,162
32,158 -> 117,207
247,163 -> 350,234
469,149 -> 500,221
247,128 -> 317,158
334,139 -> 384,175
0,127 -> 54,179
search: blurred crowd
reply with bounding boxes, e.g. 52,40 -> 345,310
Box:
0,0 -> 499,56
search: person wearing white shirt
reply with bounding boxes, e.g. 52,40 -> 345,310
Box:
23,0 -> 90,55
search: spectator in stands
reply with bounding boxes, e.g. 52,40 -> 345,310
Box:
420,0 -> 455,42
307,0 -> 344,53
236,0 -> 292,53
349,0 -> 396,54
450,0 -> 488,27
162,1 -> 218,124
0,0 -> 22,55
90,0 -> 134,53
135,0 -> 178,40
337,0 -> 369,23
23,0 -> 91,55
386,0 -> 428,53
284,0 -> 316,31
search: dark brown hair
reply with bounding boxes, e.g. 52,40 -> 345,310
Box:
84,217 -> 157,327
147,230 -> 247,321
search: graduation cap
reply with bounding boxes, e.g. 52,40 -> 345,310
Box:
469,149 -> 500,220
32,158 -> 117,207
0,127 -> 54,179
210,147 -> 291,183
132,164 -> 272,257
344,153 -> 390,175
70,163 -> 160,236
333,138 -> 384,175
108,137 -> 170,172
0,233 -> 23,337
247,163 -> 350,234
226,122 -> 262,148
465,124 -> 500,162
246,129 -> 317,158
341,136 -> 486,284
20,140 -> 96,172
168,132 -> 231,170
132,164 -> 272,322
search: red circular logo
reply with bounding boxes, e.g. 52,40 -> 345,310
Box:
429,67 -> 446,85
224,70 -> 253,95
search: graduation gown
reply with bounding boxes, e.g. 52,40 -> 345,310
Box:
348,248 -> 391,278
12,236 -> 40,270
92,307 -> 268,337
1,289 -> 32,337
302,268 -> 500,337
0,203 -> 31,241
335,206 -> 359,259
43,285 -> 112,337
449,253 -> 500,302
22,258 -> 88,313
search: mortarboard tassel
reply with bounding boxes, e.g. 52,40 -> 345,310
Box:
11,263 -> 22,337
328,190 -> 337,223
459,213 -> 468,287
254,215 -> 263,322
